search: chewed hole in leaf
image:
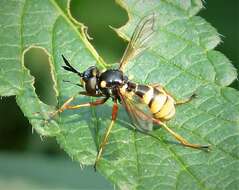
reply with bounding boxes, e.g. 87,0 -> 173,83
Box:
24,47 -> 57,106
69,0 -> 128,63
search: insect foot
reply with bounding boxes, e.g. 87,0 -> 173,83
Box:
33,109 -> 60,127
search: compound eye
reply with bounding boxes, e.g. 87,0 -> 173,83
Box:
85,77 -> 97,93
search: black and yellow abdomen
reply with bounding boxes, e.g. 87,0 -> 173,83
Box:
135,84 -> 176,121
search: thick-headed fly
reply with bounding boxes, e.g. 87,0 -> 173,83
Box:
48,14 -> 209,169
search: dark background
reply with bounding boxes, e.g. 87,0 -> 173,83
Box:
0,0 -> 238,189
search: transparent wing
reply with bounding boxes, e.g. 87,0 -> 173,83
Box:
119,14 -> 156,71
118,89 -> 154,132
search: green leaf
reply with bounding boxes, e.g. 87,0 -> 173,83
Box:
0,0 -> 239,189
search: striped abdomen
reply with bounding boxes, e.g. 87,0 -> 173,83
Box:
135,84 -> 176,120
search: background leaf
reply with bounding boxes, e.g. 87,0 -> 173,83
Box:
0,152 -> 111,190
0,0 -> 239,189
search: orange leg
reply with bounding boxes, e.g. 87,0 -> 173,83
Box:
153,118 -> 209,149
48,96 -> 108,120
94,99 -> 118,170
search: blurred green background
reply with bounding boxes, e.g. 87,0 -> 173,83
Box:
0,0 -> 238,189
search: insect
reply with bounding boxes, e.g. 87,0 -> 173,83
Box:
48,14 -> 209,169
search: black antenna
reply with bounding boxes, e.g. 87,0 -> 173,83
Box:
63,80 -> 83,87
61,55 -> 82,77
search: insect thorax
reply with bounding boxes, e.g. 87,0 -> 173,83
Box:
98,69 -> 128,97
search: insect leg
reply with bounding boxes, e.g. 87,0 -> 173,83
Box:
49,96 -> 108,119
65,97 -> 108,110
94,99 -> 118,170
49,96 -> 76,119
59,97 -> 108,111
153,119 -> 210,149
175,94 -> 196,105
